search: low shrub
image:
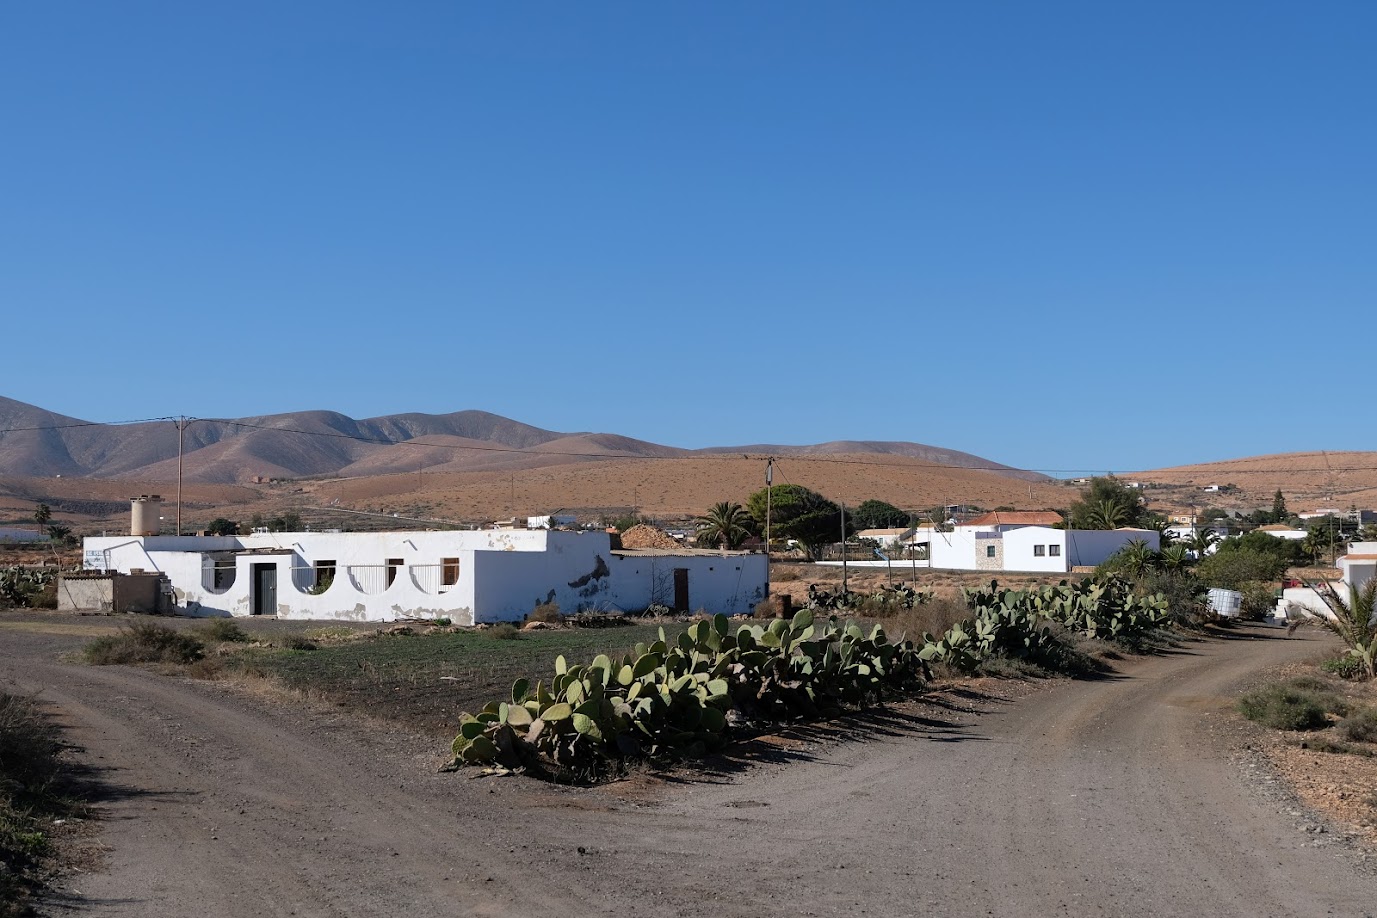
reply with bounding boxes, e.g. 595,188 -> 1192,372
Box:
753,600 -> 778,619
1320,656 -> 1365,680
1339,707 -> 1377,744
83,623 -> 205,665
199,618 -> 249,643
1238,680 -> 1345,731
888,596 -> 970,642
280,634 -> 318,651
528,602 -> 563,624
488,623 -> 521,640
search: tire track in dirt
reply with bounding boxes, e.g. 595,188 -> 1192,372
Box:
4,621 -> 1373,917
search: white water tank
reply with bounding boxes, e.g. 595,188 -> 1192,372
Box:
1207,587 -> 1242,618
131,495 -> 163,536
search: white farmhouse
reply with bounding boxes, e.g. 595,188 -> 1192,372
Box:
81,526 -> 766,624
918,512 -> 1159,573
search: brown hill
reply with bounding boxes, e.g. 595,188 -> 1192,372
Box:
0,398 -> 1032,490
1136,451 -> 1377,512
305,453 -> 1074,525
700,440 -> 1046,481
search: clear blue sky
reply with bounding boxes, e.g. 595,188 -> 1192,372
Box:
1,2 -> 1372,474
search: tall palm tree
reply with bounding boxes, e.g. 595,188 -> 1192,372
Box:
695,502 -> 755,551
1302,525 -> 1329,565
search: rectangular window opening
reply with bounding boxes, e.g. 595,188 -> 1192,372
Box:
986,545 -> 996,558
386,558 -> 403,587
1033,545 -> 1046,557
1049,545 -> 1062,557
442,557 -> 460,586
314,559 -> 336,590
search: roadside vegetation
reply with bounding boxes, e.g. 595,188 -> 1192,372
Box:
0,692 -> 78,918
449,576 -> 1174,781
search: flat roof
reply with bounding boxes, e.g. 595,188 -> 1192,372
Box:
611,548 -> 755,558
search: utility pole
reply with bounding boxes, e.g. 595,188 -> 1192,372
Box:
840,500 -> 848,595
765,457 -> 774,559
173,416 -> 193,537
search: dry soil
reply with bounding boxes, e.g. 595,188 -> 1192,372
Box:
2,619 -> 1373,918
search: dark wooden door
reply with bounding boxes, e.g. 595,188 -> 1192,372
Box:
253,563 -> 277,616
673,568 -> 689,613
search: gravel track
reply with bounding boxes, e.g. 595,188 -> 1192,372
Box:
2,618 -> 1371,918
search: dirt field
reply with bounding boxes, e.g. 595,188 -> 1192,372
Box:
3,613 -> 1373,917
2,452 -> 1079,536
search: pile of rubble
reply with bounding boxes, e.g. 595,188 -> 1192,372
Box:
618,524 -> 683,550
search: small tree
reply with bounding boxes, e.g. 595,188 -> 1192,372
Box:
1271,489 -> 1288,524
206,518 -> 239,536
851,499 -> 910,530
694,502 -> 754,551
34,503 -> 51,534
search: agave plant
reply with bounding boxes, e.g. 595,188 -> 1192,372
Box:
1309,578 -> 1377,680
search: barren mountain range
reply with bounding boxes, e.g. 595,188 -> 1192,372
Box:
0,396 -> 1038,484
2,396 -> 1373,531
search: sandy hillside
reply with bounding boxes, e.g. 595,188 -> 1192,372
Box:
1136,451 -> 1377,512
306,453 -> 1075,523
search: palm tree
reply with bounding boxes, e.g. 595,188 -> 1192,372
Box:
1087,498 -> 1131,530
694,502 -> 754,551
1186,528 -> 1219,560
1309,578 -> 1377,680
1147,516 -> 1175,547
1302,525 -> 1329,565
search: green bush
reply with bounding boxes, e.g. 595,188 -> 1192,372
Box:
1238,581 -> 1277,621
83,623 -> 206,665
1238,680 -> 1344,731
1321,656 -> 1365,680
198,618 -> 249,643
1133,569 -> 1208,624
1339,707 -> 1377,743
1196,544 -> 1289,591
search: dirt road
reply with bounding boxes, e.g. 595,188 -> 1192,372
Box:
3,619 -> 1371,918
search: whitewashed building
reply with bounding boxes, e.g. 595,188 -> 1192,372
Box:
81,528 -> 767,624
1279,542 -> 1377,622
822,512 -> 1159,574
